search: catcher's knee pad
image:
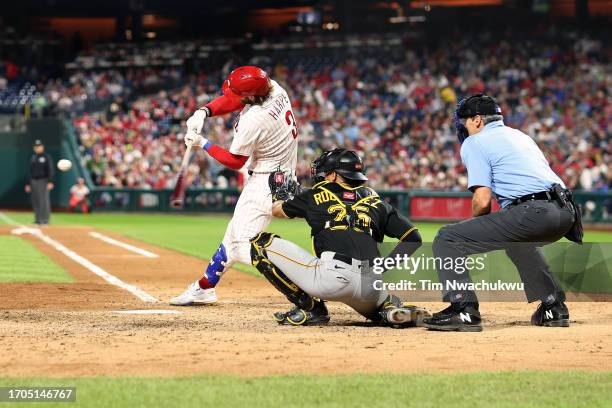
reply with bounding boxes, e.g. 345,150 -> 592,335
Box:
250,232 -> 316,311
250,232 -> 280,256
204,243 -> 228,287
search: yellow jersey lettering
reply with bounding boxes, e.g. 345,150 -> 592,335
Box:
313,190 -> 334,205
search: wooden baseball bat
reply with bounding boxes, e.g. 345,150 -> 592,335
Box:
170,143 -> 193,208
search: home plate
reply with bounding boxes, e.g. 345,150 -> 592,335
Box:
112,309 -> 182,315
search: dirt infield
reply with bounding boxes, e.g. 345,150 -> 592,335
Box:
1,225 -> 611,378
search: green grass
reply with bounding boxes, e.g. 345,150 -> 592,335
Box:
1,211 -> 445,254
1,212 -> 611,406
2,211 -> 611,276
0,236 -> 73,283
0,371 -> 610,408
0,212 -> 445,274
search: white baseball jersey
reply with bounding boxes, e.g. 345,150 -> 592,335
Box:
220,79 -> 300,268
229,80 -> 298,173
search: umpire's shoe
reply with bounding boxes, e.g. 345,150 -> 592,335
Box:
531,301 -> 570,327
275,301 -> 330,326
422,303 -> 483,332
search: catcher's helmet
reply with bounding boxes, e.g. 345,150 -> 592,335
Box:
311,148 -> 368,184
222,66 -> 271,98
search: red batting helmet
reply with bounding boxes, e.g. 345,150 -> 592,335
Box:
222,66 -> 271,98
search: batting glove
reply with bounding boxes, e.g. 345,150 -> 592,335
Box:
186,108 -> 209,134
184,130 -> 208,147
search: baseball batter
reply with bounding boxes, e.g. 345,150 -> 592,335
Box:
170,66 -> 298,306
250,148 -> 428,326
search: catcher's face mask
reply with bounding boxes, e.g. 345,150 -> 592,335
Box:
454,97 -> 471,144
310,150 -> 334,184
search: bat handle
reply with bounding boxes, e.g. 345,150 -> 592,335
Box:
180,143 -> 193,170
170,142 -> 194,208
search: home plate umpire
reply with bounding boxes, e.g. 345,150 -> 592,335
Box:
422,94 -> 583,332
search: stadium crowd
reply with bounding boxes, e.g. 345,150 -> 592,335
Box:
0,66 -> 183,115
9,28 -> 611,192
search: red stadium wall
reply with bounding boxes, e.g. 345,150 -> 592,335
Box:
410,196 -> 501,221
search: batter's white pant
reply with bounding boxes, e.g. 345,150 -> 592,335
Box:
265,237 -> 388,318
222,173 -> 273,268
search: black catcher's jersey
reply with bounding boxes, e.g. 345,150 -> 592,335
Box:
281,181 -> 416,261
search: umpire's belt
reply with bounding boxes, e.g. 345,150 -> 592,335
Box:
511,191 -> 556,206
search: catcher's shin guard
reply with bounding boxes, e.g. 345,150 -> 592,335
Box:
250,232 -> 316,311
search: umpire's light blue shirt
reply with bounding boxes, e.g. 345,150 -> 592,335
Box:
460,120 -> 565,208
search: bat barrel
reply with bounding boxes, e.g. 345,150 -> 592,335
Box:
170,199 -> 184,208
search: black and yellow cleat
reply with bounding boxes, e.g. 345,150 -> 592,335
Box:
273,306 -> 297,322
275,302 -> 330,326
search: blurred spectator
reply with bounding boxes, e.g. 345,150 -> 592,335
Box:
69,178 -> 90,213
11,28 -> 607,192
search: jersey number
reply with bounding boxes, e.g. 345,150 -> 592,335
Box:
327,198 -> 380,231
285,110 -> 298,139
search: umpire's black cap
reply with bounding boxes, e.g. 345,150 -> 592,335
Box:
33,139 -> 43,146
456,94 -> 502,119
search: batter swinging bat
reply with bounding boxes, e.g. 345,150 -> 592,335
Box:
170,142 -> 193,208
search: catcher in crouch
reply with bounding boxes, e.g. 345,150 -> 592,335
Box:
250,148 -> 428,326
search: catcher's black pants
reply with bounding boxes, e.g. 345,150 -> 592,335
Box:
432,199 -> 575,304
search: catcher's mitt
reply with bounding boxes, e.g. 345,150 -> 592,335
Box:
268,169 -> 301,202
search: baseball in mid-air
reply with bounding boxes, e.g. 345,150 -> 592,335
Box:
57,159 -> 72,172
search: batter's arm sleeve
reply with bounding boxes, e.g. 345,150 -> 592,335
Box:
203,142 -> 249,170
281,190 -> 311,219
205,95 -> 245,117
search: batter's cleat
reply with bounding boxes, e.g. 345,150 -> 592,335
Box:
169,282 -> 217,306
422,303 -> 483,332
531,301 -> 570,327
381,305 -> 430,328
276,302 -> 330,326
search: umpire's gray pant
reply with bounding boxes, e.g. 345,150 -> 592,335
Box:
265,238 -> 387,318
433,200 -> 575,304
31,178 -> 51,225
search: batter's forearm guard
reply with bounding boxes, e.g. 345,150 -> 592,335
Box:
250,232 -> 316,311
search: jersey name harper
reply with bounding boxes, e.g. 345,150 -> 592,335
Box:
266,93 -> 291,121
230,80 -> 298,174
